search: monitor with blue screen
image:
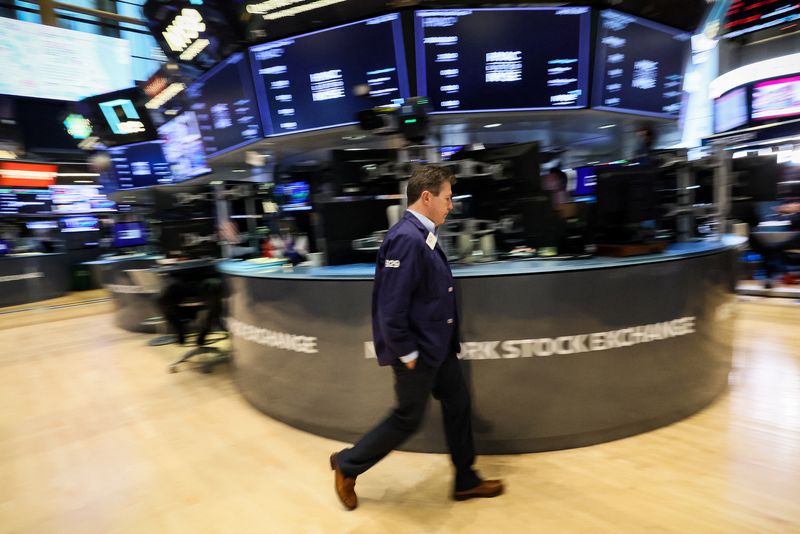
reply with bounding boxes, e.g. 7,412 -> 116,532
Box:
113,221 -> 147,248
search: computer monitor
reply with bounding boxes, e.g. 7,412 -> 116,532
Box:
152,182 -> 215,222
594,167 -> 659,243
113,221 -> 147,248
0,239 -> 9,255
275,181 -> 311,212
157,219 -> 219,260
573,167 -> 598,196
59,215 -> 99,233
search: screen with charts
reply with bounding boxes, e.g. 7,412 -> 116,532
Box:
157,112 -> 212,182
593,10 -> 689,118
0,188 -> 52,216
414,7 -> 591,113
751,76 -> 800,121
720,1 -> 800,39
714,87 -> 749,133
185,53 -> 262,157
107,141 -> 176,190
249,13 -> 409,136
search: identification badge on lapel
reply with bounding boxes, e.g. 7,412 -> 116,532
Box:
426,232 -> 437,250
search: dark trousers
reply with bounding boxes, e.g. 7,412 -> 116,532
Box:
158,276 -> 224,345
337,354 -> 480,491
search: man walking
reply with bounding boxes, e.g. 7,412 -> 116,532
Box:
330,165 -> 504,510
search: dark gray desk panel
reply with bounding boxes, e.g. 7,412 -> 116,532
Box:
0,254 -> 70,307
226,244 -> 738,454
86,257 -> 161,333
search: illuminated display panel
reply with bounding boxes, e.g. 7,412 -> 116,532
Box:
249,13 -> 409,136
751,76 -> 800,121
593,10 -> 689,119
0,17 -> 132,101
714,87 -> 749,133
185,53 -> 263,156
721,1 -> 800,39
414,7 -> 591,113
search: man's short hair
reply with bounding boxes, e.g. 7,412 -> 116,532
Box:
406,165 -> 456,205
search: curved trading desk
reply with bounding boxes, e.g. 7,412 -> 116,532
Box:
0,253 -> 71,308
85,255 -> 162,333
219,236 -> 744,454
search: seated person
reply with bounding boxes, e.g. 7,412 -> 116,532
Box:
157,264 -> 226,346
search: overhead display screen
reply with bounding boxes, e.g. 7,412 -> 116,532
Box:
107,141 -> 176,190
714,87 -> 749,133
0,17 -> 132,102
593,10 -> 689,119
0,188 -> 52,216
720,1 -> 800,39
751,76 -> 800,121
414,7 -> 591,113
249,13 -> 410,136
157,112 -> 212,182
185,53 -> 262,157
79,87 -> 159,147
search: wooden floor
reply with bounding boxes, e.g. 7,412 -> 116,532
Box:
1,296 -> 799,533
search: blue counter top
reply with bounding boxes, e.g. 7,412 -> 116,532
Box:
217,235 -> 747,281
82,254 -> 162,266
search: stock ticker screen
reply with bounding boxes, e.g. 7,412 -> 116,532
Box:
248,13 -> 410,136
414,7 -> 591,113
593,10 -> 689,119
185,53 -> 263,157
720,1 -> 800,39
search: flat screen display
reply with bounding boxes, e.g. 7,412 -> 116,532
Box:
79,87 -> 159,147
113,221 -> 147,247
249,13 -> 409,136
0,17 -> 132,101
414,7 -> 591,113
185,53 -> 262,157
60,216 -> 99,233
0,188 -> 52,215
573,167 -> 598,196
275,181 -> 311,211
751,76 -> 800,121
50,185 -> 115,214
157,112 -> 212,181
0,239 -> 8,255
593,10 -> 689,118
721,1 -> 800,39
714,87 -> 749,133
107,141 -> 176,190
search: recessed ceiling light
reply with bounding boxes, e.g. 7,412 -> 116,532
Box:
599,124 -> 616,129
483,123 -> 502,128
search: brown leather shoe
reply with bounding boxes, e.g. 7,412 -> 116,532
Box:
330,453 -> 358,510
453,479 -> 504,501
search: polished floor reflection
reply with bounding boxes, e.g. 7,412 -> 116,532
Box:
1,295 -> 798,533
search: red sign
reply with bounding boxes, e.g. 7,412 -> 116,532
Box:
0,162 -> 58,187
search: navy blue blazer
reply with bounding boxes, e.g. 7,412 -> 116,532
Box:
372,211 -> 460,367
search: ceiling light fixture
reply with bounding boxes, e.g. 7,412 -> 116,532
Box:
483,123 -> 502,128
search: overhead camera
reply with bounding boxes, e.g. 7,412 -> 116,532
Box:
356,96 -> 431,143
